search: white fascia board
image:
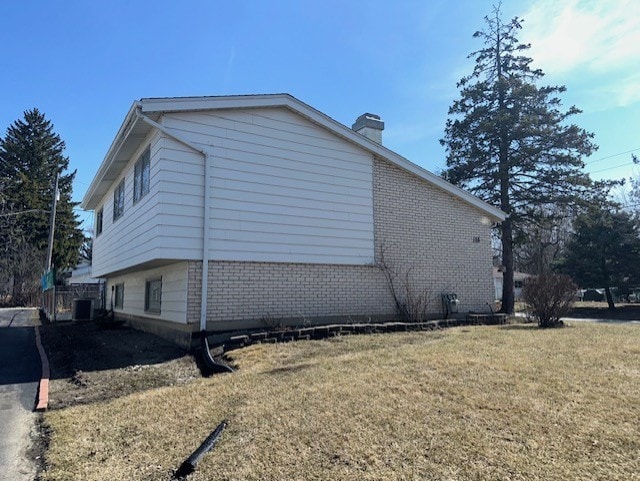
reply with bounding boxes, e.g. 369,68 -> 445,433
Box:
139,94 -> 293,114
87,94 -> 506,221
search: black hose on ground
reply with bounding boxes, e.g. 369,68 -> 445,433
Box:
199,330 -> 234,374
173,420 -> 228,479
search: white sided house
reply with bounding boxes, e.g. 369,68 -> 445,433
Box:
82,94 -> 506,347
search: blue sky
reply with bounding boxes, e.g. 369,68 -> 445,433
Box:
1,0 -> 638,230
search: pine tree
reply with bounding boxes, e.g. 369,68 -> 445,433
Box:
558,206 -> 640,310
441,6 -> 597,313
0,109 -> 83,271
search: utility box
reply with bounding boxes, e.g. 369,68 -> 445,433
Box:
72,299 -> 93,321
442,293 -> 459,318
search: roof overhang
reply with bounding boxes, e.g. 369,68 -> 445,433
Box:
82,94 -> 506,222
82,102 -> 159,209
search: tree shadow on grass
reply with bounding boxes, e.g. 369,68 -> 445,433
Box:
498,323 -> 540,331
569,304 -> 640,321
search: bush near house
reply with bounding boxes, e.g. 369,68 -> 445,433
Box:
522,273 -> 577,328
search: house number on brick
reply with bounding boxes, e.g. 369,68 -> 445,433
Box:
473,236 -> 481,243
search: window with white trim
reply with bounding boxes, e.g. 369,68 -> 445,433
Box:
113,179 -> 125,221
133,148 -> 150,203
145,277 -> 162,314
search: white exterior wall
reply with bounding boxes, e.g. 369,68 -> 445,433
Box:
92,130 -> 164,278
160,108 -> 375,264
91,102 -> 497,333
186,157 -> 496,326
91,123 -> 209,277
154,137 -> 205,260
106,262 -> 188,324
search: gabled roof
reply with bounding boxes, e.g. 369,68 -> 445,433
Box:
81,93 -> 506,221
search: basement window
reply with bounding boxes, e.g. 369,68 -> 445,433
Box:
113,179 -> 125,221
145,277 -> 162,314
133,148 -> 150,203
114,283 -> 124,309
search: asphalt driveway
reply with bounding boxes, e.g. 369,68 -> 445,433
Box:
0,308 -> 40,481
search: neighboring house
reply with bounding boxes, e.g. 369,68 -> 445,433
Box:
67,260 -> 104,285
493,267 -> 532,301
578,288 -> 605,302
81,94 -> 506,347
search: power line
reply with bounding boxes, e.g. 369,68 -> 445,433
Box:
0,208 -> 48,218
590,160 -> 637,175
585,147 -> 640,165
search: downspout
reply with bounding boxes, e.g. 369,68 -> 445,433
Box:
134,109 -> 215,336
135,109 -> 231,373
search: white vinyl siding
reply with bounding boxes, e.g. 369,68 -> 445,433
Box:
106,262 -> 188,324
92,106 -> 376,277
91,130 -> 164,278
161,107 -> 375,264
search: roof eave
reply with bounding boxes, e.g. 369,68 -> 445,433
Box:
81,94 -> 507,222
81,101 -> 143,210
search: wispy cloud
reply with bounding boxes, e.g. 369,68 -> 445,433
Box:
590,72 -> 640,108
223,46 -> 236,91
522,0 -> 640,75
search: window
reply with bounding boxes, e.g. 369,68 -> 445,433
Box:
114,283 -> 124,309
133,148 -> 150,203
96,207 -> 103,236
145,277 -> 162,314
113,179 -> 125,221
514,280 -> 524,289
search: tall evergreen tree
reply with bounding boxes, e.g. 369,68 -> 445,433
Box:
0,109 -> 83,271
441,6 -> 597,313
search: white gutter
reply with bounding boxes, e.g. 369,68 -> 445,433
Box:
135,108 -> 211,333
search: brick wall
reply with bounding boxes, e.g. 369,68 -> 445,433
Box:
194,157 -> 495,327
186,261 -> 202,325
205,261 -> 391,323
373,158 -> 495,313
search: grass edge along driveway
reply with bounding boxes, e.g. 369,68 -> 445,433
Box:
41,323 -> 640,481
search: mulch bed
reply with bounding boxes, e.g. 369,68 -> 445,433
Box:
38,320 -> 201,409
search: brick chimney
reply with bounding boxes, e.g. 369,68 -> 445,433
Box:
352,113 -> 384,144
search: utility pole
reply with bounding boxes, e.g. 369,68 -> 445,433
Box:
46,172 -> 59,271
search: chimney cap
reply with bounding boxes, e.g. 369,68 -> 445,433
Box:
352,112 -> 384,132
357,112 -> 381,121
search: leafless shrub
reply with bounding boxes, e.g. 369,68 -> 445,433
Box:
522,273 -> 576,328
377,245 -> 435,322
261,313 -> 285,331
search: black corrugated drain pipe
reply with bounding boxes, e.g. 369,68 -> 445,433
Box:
173,420 -> 228,479
198,330 -> 234,375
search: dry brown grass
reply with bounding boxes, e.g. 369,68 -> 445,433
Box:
42,323 -> 640,480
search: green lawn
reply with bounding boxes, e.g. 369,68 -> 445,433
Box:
42,323 -> 640,480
